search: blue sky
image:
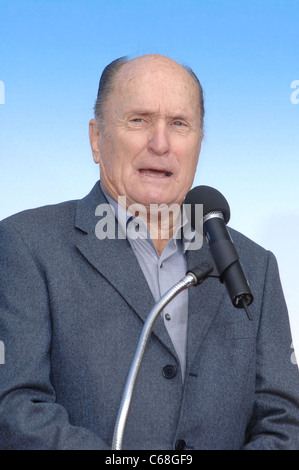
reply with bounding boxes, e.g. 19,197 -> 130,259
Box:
0,0 -> 299,357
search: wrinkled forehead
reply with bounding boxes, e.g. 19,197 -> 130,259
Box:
111,56 -> 201,116
119,55 -> 192,81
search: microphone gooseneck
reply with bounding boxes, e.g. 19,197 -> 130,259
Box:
112,263 -> 213,450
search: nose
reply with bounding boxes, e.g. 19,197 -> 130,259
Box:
148,121 -> 170,156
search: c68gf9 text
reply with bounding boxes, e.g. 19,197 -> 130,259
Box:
147,455 -> 192,465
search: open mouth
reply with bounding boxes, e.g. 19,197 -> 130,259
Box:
138,169 -> 172,178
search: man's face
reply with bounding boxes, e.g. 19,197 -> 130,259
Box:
90,55 -> 202,209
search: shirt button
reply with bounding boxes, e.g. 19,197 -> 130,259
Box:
162,365 -> 177,379
175,439 -> 186,450
165,313 -> 171,321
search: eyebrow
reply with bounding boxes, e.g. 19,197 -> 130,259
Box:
127,109 -> 191,121
128,110 -> 157,116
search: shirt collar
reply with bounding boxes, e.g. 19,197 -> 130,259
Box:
100,183 -> 194,253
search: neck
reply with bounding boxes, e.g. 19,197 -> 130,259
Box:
145,205 -> 181,256
100,183 -> 182,255
151,238 -> 170,256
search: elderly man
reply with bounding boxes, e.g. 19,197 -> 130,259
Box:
0,54 -> 299,450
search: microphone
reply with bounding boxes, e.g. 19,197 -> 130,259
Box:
184,185 -> 254,320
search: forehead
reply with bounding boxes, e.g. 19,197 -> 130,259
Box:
109,57 -> 200,118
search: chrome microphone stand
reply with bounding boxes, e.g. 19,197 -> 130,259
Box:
112,264 -> 213,450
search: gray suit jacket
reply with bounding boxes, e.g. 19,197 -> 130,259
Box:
0,181 -> 299,450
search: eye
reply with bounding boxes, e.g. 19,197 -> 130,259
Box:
173,120 -> 188,128
127,117 -> 147,128
171,119 -> 191,134
129,117 -> 147,126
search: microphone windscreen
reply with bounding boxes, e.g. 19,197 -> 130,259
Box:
184,185 -> 231,225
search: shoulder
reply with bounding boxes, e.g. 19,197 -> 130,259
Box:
0,181 -> 105,254
228,226 -> 279,283
0,200 -> 78,248
1,199 -> 78,227
228,226 -> 268,258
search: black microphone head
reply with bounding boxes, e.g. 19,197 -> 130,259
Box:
184,185 -> 231,227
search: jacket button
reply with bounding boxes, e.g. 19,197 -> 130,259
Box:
175,439 -> 186,450
162,365 -> 177,379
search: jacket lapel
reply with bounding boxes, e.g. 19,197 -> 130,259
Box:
74,181 -> 177,358
185,242 -> 226,373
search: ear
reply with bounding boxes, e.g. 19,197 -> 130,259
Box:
89,119 -> 101,164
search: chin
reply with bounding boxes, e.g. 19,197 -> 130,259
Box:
136,190 -> 180,207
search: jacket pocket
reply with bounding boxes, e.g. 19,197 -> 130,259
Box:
220,321 -> 256,340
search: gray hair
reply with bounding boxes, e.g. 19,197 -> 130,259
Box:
94,56 -> 129,128
93,56 -> 205,135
